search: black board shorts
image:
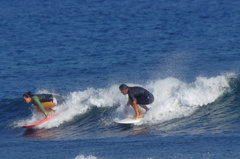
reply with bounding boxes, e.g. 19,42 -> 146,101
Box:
137,93 -> 154,105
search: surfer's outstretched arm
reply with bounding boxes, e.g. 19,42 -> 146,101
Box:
32,96 -> 48,117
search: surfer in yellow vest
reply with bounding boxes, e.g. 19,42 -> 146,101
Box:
23,92 -> 57,118
119,84 -> 154,119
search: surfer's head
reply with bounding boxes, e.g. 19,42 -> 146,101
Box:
23,92 -> 33,104
119,84 -> 128,95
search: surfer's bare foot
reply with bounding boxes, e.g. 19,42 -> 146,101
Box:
138,113 -> 144,118
45,111 -> 49,118
46,109 -> 56,117
49,108 -> 56,113
132,114 -> 144,120
132,116 -> 137,120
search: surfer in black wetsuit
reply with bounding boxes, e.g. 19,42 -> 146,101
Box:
23,92 -> 57,118
119,84 -> 154,119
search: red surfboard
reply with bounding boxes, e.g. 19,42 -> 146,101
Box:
22,114 -> 58,128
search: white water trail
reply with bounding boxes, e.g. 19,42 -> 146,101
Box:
39,85 -> 124,128
75,154 -> 98,159
143,75 -> 230,124
15,74 -> 232,128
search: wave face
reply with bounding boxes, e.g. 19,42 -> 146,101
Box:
1,0 -> 240,158
5,73 -> 239,139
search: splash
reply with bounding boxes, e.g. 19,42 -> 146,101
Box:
15,74 -> 232,129
37,85 -> 124,128
143,75 -> 230,124
75,154 -> 98,159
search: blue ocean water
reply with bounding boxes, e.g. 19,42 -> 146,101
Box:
1,0 -> 240,158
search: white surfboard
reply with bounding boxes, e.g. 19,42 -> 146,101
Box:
116,117 -> 143,124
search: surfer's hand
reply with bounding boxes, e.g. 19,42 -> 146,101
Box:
45,111 -> 49,118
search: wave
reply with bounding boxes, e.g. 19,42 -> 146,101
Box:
74,154 -> 154,159
75,154 -> 98,159
11,73 -> 237,136
143,74 -> 231,124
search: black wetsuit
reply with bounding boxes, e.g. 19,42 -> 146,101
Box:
34,94 -> 53,103
128,87 -> 154,105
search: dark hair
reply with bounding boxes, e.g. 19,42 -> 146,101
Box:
23,91 -> 33,98
119,84 -> 128,91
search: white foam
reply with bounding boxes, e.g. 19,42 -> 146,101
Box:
143,75 -> 230,124
15,74 -> 231,128
13,110 -> 45,128
75,154 -> 98,159
38,85 -> 124,128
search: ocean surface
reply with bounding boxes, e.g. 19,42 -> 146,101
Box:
1,0 -> 240,158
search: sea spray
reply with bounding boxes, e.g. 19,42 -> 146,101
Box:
15,74 -> 231,129
143,75 -> 230,124
40,85 -> 124,128
75,155 -> 98,159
